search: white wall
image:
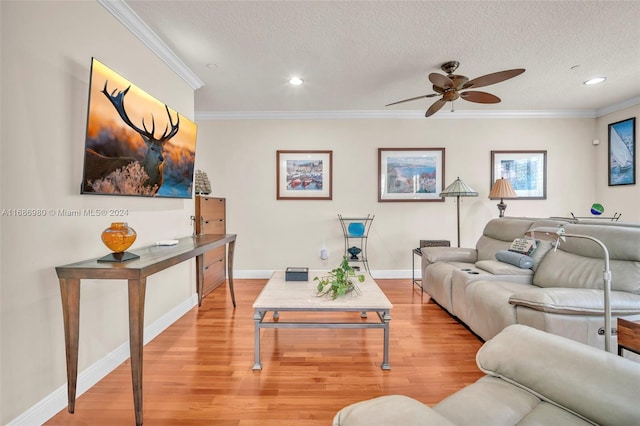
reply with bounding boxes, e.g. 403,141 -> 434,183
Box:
1,1 -> 196,423
595,105 -> 640,220
195,117 -> 598,276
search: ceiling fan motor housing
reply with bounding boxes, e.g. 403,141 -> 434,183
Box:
441,61 -> 460,74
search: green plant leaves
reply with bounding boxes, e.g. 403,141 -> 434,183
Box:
315,256 -> 364,299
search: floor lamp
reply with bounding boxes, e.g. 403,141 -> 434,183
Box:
440,177 -> 478,247
526,226 -> 613,353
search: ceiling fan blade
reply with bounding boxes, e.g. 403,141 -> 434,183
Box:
460,91 -> 501,104
425,99 -> 447,117
385,94 -> 438,107
429,73 -> 453,89
463,69 -> 525,89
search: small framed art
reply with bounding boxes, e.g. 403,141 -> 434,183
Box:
276,150 -> 332,200
491,150 -> 547,199
608,117 -> 635,186
378,148 -> 445,202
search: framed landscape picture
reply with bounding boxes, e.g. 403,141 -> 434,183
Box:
491,150 -> 547,199
276,150 -> 332,200
378,148 -> 445,202
608,117 -> 636,186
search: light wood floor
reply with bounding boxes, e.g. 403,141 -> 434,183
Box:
47,279 -> 484,425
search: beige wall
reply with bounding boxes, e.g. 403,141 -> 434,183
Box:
1,1 -> 196,423
595,105 -> 640,219
195,117 -> 602,275
1,1 -> 638,423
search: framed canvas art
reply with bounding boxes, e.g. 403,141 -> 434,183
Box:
491,150 -> 547,199
378,148 -> 445,202
608,117 -> 636,186
276,150 -> 332,200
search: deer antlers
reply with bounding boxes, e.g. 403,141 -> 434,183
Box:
102,81 -> 180,144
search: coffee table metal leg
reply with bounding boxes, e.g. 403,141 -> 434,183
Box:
253,310 -> 265,370
380,310 -> 391,370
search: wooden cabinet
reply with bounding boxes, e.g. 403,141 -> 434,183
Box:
195,196 -> 226,297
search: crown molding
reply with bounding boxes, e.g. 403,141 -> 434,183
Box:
98,0 -> 204,90
596,96 -> 640,117
195,109 -> 596,121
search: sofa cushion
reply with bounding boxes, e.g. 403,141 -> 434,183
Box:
476,325 -> 640,426
475,218 -> 536,261
475,260 -> 534,276
434,375 -> 591,426
495,250 -> 534,269
528,240 -> 554,271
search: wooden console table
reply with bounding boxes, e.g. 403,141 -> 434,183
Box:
55,234 -> 237,426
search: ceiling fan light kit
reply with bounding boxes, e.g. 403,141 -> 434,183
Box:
386,61 -> 525,117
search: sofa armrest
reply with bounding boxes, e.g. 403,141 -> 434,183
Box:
477,324 -> 640,426
509,288 -> 640,315
333,395 -> 457,426
422,247 -> 477,264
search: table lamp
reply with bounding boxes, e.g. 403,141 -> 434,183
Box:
440,177 -> 478,247
525,226 -> 613,353
489,177 -> 517,217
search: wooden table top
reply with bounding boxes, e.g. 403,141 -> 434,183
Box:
55,234 -> 236,280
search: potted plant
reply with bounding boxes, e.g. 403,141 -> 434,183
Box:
315,256 -> 366,299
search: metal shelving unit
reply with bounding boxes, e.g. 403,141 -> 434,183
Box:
338,214 -> 375,274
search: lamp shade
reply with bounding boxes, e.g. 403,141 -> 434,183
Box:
440,177 -> 478,247
440,177 -> 479,197
489,178 -> 517,199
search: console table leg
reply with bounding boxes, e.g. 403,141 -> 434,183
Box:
196,254 -> 204,307
128,278 -> 147,426
59,278 -> 80,413
227,239 -> 236,307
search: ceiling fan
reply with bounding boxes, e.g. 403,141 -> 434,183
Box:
386,61 -> 525,117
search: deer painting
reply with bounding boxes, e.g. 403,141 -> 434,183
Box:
83,81 -> 180,195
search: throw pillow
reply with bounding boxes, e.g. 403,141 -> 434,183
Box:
495,250 -> 534,269
509,238 -> 536,255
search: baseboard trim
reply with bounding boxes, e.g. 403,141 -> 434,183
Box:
233,270 -> 416,279
8,294 -> 198,426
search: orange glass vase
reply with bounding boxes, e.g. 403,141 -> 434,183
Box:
101,222 -> 137,253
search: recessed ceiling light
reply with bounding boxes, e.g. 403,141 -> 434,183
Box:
289,77 -> 304,86
584,77 -> 606,85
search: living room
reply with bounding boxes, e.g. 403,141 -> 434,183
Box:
2,1 -> 639,425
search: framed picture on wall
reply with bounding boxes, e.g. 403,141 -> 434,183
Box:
491,150 -> 547,199
378,148 -> 445,202
276,150 -> 332,200
608,117 -> 636,186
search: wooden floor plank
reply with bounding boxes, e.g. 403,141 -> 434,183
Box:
46,279 -> 483,425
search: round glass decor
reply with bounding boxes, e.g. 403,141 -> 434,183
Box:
348,222 -> 365,237
590,203 -> 604,215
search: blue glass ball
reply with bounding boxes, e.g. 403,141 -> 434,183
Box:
348,222 -> 365,236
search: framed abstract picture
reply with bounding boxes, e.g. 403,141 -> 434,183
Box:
608,117 -> 636,186
491,150 -> 547,199
276,150 -> 332,200
378,148 -> 445,202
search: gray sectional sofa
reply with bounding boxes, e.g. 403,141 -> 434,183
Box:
421,217 -> 640,349
333,324 -> 640,426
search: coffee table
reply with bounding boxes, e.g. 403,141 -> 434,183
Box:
252,270 -> 392,370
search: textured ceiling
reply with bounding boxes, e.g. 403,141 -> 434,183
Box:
125,0 -> 640,116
